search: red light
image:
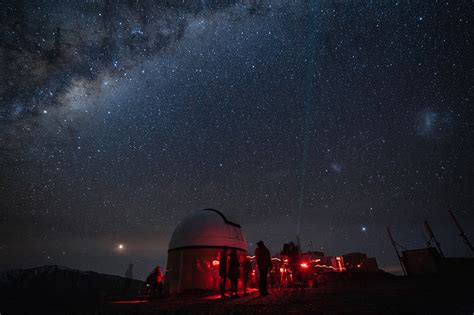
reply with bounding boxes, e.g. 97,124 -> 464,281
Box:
279,267 -> 284,273
111,300 -> 148,304
336,256 -> 341,261
283,258 -> 288,263
300,263 -> 308,268
356,264 -> 361,268
212,260 -> 219,266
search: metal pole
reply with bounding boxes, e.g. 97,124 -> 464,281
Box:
387,226 -> 407,276
424,220 -> 445,257
178,251 -> 184,293
448,210 -> 474,253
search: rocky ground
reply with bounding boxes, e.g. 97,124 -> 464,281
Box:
102,276 -> 474,314
2,268 -> 473,314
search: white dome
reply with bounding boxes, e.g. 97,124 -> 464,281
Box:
168,209 -> 247,251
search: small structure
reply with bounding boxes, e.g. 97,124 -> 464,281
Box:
343,252 -> 379,272
314,256 -> 345,272
164,209 -> 247,294
402,247 -> 443,276
402,247 -> 474,277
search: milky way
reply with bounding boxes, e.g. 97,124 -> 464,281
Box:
1,0 -> 473,279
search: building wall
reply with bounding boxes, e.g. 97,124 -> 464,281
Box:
402,248 -> 442,276
165,247 -> 247,294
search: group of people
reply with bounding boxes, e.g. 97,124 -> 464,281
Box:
218,248 -> 242,298
138,240 -> 273,298
218,240 -> 272,298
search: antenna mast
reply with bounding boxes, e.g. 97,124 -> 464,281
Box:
448,210 -> 474,253
423,220 -> 445,257
386,226 -> 407,276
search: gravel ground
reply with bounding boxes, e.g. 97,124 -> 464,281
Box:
101,276 -> 474,314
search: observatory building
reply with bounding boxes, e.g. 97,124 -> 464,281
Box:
164,209 -> 247,294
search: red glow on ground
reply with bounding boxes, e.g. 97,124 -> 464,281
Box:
203,289 -> 259,300
111,299 -> 149,304
203,294 -> 224,300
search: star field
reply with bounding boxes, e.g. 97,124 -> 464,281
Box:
1,0 -> 473,279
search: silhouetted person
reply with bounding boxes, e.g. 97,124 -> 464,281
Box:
155,266 -> 163,295
145,271 -> 154,295
255,241 -> 272,296
242,257 -> 252,295
146,265 -> 163,297
123,263 -> 134,295
228,249 -> 240,297
219,248 -> 228,298
284,241 -> 300,287
270,266 -> 278,288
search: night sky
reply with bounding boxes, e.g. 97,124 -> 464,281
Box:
1,0 -> 473,280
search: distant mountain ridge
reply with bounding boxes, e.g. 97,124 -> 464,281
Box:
0,265 -> 144,312
0,264 -> 142,291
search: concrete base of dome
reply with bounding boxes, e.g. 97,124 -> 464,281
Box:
165,247 -> 247,294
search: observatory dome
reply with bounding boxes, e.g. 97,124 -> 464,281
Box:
168,208 -> 247,252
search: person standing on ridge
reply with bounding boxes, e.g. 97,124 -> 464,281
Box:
255,241 -> 272,296
228,248 -> 240,297
219,248 -> 228,298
